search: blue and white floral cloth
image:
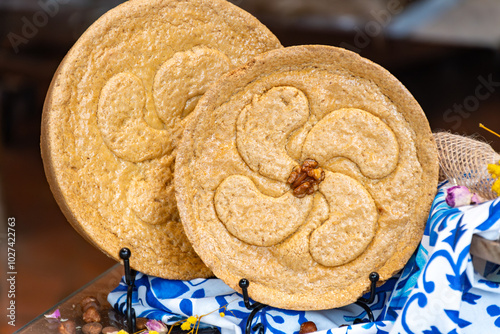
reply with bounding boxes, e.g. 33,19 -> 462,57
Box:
108,183 -> 500,334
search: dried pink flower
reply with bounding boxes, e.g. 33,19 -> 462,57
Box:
446,186 -> 484,207
44,309 -> 61,319
146,319 -> 167,333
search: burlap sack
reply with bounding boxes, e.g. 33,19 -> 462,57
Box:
433,132 -> 499,200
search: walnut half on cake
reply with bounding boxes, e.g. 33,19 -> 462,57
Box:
175,45 -> 439,310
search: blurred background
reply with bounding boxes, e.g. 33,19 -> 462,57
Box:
0,0 -> 499,332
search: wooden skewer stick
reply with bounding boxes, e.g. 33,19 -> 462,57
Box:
480,123 -> 500,139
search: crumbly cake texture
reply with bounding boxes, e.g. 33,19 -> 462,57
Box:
175,45 -> 439,310
41,0 -> 282,279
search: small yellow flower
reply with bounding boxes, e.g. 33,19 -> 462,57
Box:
186,316 -> 197,324
489,161 -> 500,196
180,321 -> 192,331
493,179 -> 500,196
488,162 -> 500,174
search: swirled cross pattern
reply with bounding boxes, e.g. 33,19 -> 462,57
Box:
96,47 -> 231,225
214,86 -> 400,268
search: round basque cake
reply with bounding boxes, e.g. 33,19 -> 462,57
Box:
175,45 -> 439,309
41,0 -> 282,279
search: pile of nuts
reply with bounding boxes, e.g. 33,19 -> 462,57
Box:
80,296 -> 105,334
287,159 -> 325,198
56,295 -> 123,334
54,295 -> 153,334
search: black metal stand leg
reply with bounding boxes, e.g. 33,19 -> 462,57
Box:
120,248 -> 137,334
353,301 -> 374,324
353,272 -> 379,324
239,279 -> 268,334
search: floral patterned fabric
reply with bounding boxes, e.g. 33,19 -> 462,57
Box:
108,183 -> 500,333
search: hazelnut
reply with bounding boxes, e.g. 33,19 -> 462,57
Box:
81,296 -> 98,306
299,321 -> 317,334
82,322 -> 102,334
58,320 -> 76,334
136,317 -> 148,330
82,301 -> 100,312
102,326 -> 120,333
82,306 -> 101,323
81,296 -> 101,312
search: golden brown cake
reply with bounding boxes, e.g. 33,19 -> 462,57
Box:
41,0 -> 282,279
175,45 -> 439,309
